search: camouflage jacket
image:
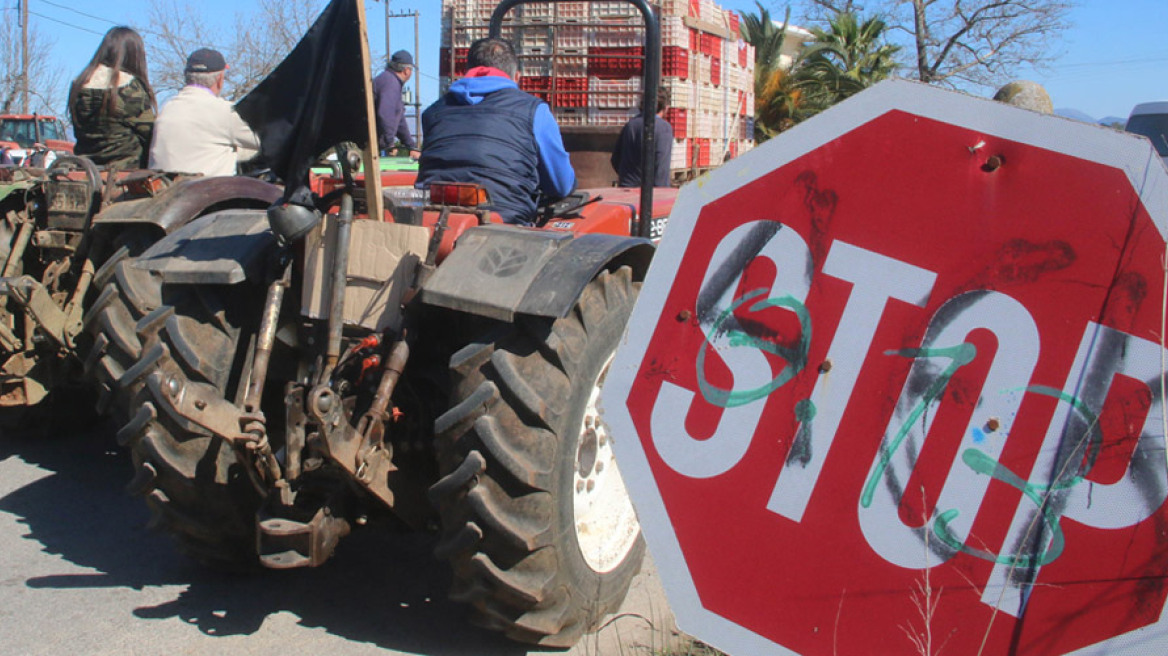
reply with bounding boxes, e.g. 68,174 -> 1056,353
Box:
71,68 -> 154,168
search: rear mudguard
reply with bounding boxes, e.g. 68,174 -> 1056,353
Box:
420,225 -> 654,321
92,175 -> 281,236
131,209 -> 276,285
134,216 -> 656,323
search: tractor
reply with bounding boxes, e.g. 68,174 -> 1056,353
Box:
99,0 -> 674,646
0,156 -> 280,427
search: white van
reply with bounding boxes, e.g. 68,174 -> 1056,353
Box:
1126,101 -> 1168,167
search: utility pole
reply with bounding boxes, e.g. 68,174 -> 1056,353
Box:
20,0 -> 29,113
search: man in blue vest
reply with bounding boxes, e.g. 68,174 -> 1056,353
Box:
417,38 -> 575,225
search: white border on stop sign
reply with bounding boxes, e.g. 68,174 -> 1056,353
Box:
599,78 -> 1168,656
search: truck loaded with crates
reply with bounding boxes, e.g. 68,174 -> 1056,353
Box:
440,0 -> 756,185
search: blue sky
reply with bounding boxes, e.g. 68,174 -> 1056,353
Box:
34,1 -> 1168,122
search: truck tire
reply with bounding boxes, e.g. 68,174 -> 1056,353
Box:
108,272 -> 264,570
430,266 -> 646,647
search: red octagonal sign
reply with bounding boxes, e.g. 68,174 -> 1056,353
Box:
602,80 -> 1168,656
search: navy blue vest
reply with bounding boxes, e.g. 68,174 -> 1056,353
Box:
418,87 -> 542,223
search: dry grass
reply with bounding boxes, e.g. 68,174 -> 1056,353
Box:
654,636 -> 728,656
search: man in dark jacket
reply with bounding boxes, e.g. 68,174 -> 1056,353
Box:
417,38 -> 575,225
611,86 -> 673,187
372,50 -> 419,158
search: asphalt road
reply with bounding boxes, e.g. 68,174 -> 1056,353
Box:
0,418 -> 679,656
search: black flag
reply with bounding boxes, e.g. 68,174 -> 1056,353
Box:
235,0 -> 368,206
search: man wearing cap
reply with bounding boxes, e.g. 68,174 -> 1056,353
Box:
149,48 -> 261,177
417,37 -> 575,226
372,50 -> 420,159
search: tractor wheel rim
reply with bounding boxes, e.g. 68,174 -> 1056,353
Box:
573,355 -> 640,573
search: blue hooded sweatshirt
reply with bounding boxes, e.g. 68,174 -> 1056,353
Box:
418,72 -> 575,224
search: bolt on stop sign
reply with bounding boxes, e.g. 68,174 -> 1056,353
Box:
602,80 -> 1168,656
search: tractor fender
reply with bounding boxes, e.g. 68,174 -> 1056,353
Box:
421,224 -> 654,321
131,208 -> 276,285
92,175 -> 281,237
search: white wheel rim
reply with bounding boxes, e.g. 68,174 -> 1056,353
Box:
573,356 -> 640,573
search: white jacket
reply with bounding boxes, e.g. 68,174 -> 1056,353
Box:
149,85 -> 260,177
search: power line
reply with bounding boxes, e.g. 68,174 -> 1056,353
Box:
1056,58 -> 1168,70
28,9 -> 105,36
37,0 -> 117,26
29,1 -> 232,53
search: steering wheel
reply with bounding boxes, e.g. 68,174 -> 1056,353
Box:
47,154 -> 102,190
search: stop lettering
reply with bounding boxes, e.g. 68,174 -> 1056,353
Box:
602,80 -> 1168,656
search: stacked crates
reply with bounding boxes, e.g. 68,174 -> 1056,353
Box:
440,0 -> 755,178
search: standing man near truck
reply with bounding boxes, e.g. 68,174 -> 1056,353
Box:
611,86 -> 672,187
373,50 -> 420,159
416,37 -> 575,226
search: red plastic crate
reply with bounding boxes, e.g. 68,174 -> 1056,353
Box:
663,45 -> 689,78
729,139 -> 738,158
689,28 -> 699,52
688,0 -> 700,17
587,46 -> 644,79
553,77 -> 589,108
686,138 -> 710,168
439,47 -> 469,77
710,56 -> 721,86
664,108 -> 687,139
699,32 -> 722,57
738,40 -> 748,68
728,11 -> 740,37
520,75 -> 552,103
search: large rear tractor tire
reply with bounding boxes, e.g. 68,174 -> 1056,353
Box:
430,266 -> 646,647
82,230 -> 160,419
101,267 -> 264,569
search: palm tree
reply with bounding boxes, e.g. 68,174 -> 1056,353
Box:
789,13 -> 899,122
740,3 -> 799,140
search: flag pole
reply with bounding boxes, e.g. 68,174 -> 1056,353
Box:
355,0 -> 386,221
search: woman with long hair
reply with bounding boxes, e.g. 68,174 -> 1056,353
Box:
68,26 -> 156,168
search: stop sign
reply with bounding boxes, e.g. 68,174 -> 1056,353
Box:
601,79 -> 1168,656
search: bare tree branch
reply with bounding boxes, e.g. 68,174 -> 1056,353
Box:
795,0 -> 1072,90
0,18 -> 65,117
146,0 -> 323,102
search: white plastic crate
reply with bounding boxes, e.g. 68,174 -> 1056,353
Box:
662,16 -> 687,48
589,25 -> 644,48
519,2 -> 553,21
660,0 -> 687,17
588,107 -> 636,126
591,0 -> 638,19
553,55 -> 588,77
700,0 -> 725,25
451,28 -> 486,48
557,25 -> 588,50
520,58 -> 554,77
520,27 -> 553,50
589,77 -> 641,109
663,78 -> 697,110
556,1 -> 588,21
670,138 -> 687,169
554,107 -> 589,127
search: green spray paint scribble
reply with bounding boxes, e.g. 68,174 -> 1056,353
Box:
863,339 -> 1101,568
932,385 -> 1099,567
860,343 -> 977,508
696,288 -> 811,408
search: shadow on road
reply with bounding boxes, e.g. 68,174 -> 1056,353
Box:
0,422 -> 532,655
